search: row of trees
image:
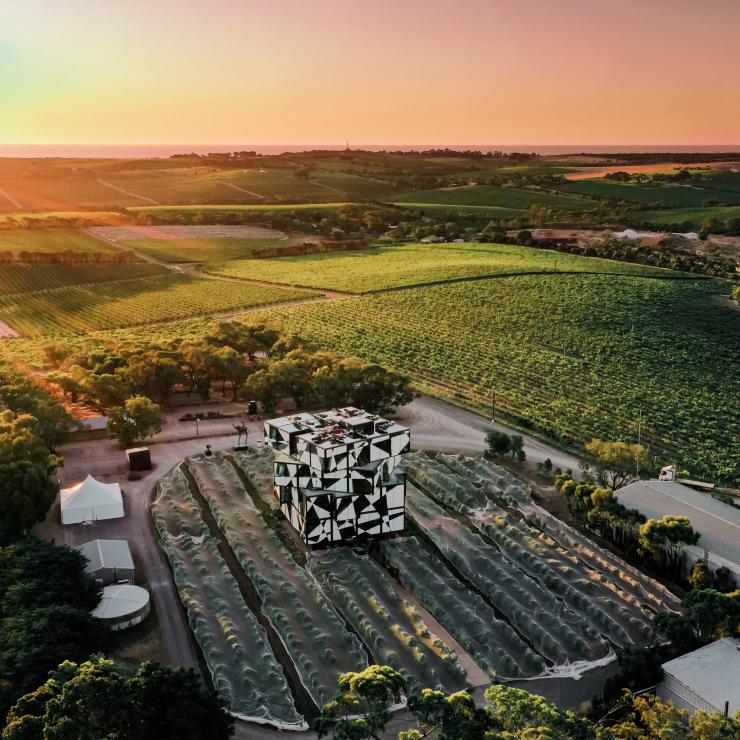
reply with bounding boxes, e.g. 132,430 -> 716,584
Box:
44,321 -> 414,423
0,367 -> 233,735
530,236 -> 738,278
0,538 -> 108,720
3,655 -> 231,739
555,439 -> 702,580
484,429 -> 526,462
0,250 -> 138,263
0,366 -> 73,543
315,663 -> 740,740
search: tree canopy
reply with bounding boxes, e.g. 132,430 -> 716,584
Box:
3,656 -> 233,740
107,395 -> 163,449
0,411 -> 62,544
0,538 -> 107,722
581,438 -> 652,490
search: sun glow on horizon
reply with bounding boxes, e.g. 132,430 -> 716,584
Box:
2,0 -> 739,146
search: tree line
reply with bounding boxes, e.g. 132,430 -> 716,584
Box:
313,660 -> 740,739
0,366 -> 235,735
42,321 -> 413,448
0,249 -> 138,264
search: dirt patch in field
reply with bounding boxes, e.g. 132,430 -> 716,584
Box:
0,320 -> 20,339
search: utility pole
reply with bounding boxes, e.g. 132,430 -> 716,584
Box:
195,416 -> 200,439
491,389 -> 497,424
636,407 -> 642,478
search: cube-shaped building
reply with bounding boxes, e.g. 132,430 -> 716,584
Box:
264,407 -> 410,546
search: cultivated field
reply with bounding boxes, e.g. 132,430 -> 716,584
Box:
204,242 -> 673,293
0,273 -> 313,336
0,228 -> 121,256
391,184 -> 593,211
560,175 -> 740,207
120,238 -> 302,263
252,275 -> 740,483
0,263 -> 166,296
87,225 -> 297,264
153,449 -> 675,728
638,205 -> 740,227
152,468 -> 305,728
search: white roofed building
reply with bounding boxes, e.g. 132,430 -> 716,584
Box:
92,584 -> 150,631
60,475 -> 124,525
616,478 -> 740,578
75,539 -> 134,584
658,638 -> 740,716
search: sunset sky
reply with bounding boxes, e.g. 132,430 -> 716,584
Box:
1,0 -> 739,146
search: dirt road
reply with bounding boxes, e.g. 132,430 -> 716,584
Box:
97,178 -> 160,205
397,395 -> 581,473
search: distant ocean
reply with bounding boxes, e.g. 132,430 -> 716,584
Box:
1,144 -> 740,159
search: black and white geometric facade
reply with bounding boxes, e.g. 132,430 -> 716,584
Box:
264,408 -> 410,546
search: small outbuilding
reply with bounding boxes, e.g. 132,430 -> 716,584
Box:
126,447 -> 151,471
60,475 -> 124,525
91,584 -> 150,631
658,637 -> 740,716
75,539 -> 134,584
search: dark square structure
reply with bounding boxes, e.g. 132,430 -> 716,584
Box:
264,407 -> 410,546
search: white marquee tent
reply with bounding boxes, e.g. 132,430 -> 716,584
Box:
60,475 -> 124,525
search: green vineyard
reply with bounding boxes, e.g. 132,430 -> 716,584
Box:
206,242 -> 674,294
254,275 -> 740,483
0,263 -> 167,296
0,274 -> 313,336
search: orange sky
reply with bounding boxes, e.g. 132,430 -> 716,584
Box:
1,0 -> 739,145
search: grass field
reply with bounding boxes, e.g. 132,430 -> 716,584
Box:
119,237 -> 301,263
247,275 -> 738,483
0,263 -> 167,296
389,184 -> 594,211
0,178 -> 146,210
102,169 -> 396,204
204,242 -> 679,293
560,178 -> 740,207
0,229 -> 120,256
0,274 -> 313,336
637,205 -> 740,227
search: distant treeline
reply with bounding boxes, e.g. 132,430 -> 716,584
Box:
251,238 -> 370,259
530,236 -> 737,278
0,215 -> 128,230
578,152 -> 740,164
0,250 -> 138,264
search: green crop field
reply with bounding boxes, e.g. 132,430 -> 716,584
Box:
0,263 -> 167,297
0,229 -> 121,256
560,178 -> 740,207
637,205 -> 740,228
105,169 -> 374,204
0,274 -> 313,336
129,203 -> 350,217
390,184 -> 593,211
119,237 -> 301,263
250,275 -> 739,483
204,242 -> 679,293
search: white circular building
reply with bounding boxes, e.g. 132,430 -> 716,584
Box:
91,584 -> 150,631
